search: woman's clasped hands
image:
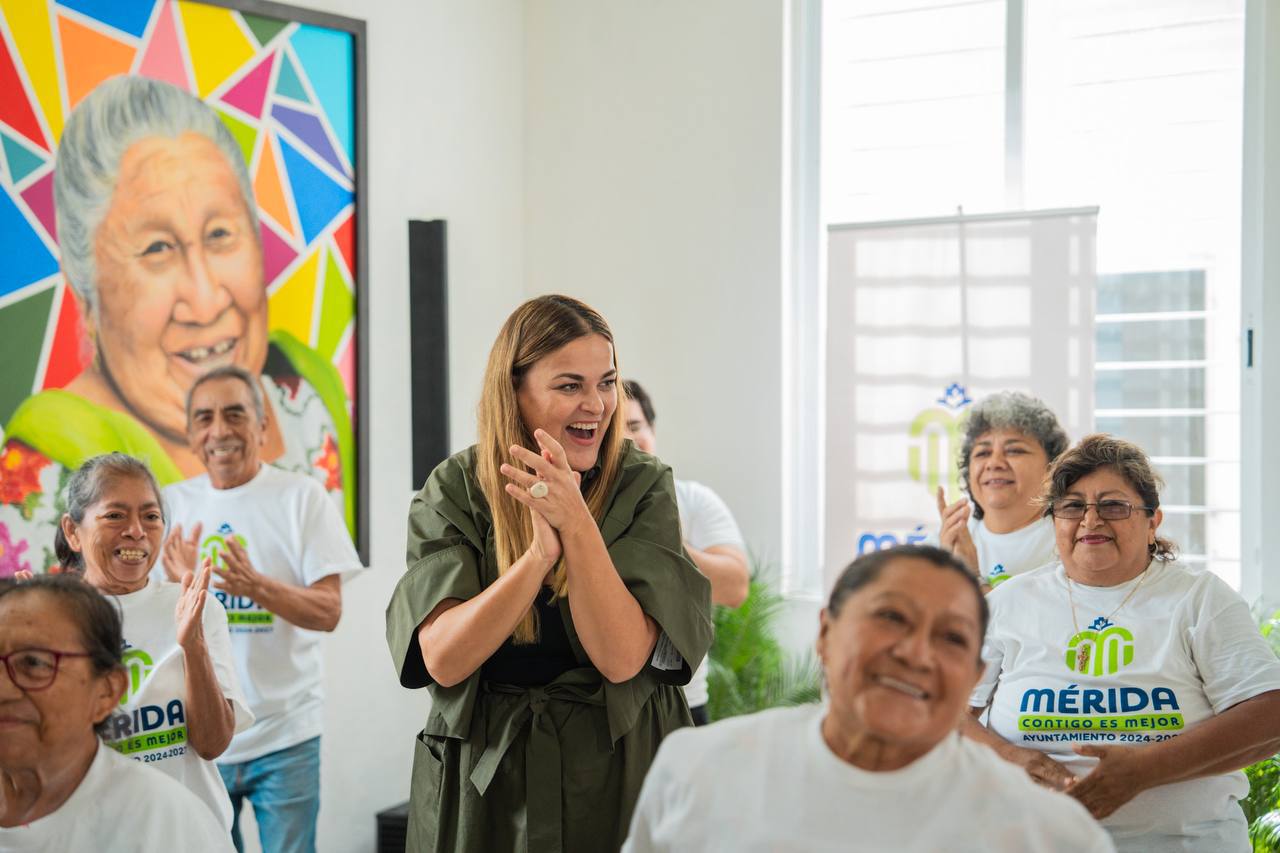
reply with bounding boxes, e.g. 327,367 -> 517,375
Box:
501,429 -> 587,564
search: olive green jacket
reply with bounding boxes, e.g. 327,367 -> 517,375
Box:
386,442 -> 713,852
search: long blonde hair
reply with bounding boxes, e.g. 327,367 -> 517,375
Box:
476,295 -> 626,643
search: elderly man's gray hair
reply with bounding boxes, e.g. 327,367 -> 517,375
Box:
54,75 -> 259,317
957,391 -> 1069,519
185,364 -> 266,426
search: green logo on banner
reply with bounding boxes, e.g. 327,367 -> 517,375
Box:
906,383 -> 971,497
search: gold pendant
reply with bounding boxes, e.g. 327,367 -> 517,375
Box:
1076,645 -> 1090,673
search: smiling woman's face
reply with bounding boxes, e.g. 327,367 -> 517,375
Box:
515,333 -> 618,472
64,475 -> 165,594
967,428 -> 1049,519
817,558 -> 984,762
90,132 -> 268,442
1053,466 -> 1162,585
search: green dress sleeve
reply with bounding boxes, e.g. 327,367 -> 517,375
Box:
600,452 -> 713,685
583,444 -> 714,744
386,449 -> 486,690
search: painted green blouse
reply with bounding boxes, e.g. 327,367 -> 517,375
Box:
386,442 -> 713,852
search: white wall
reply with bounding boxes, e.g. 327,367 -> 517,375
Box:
523,0 -> 788,568
238,2 -> 528,852
276,2 -> 805,849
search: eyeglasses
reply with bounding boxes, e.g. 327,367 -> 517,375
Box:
1050,499 -> 1154,521
0,648 -> 95,691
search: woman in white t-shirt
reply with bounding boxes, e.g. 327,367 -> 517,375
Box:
966,434 -> 1280,853
0,573 -> 232,851
51,453 -> 251,830
624,544 -> 1115,853
937,391 -> 1070,589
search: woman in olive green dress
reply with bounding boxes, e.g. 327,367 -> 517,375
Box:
386,295 -> 713,852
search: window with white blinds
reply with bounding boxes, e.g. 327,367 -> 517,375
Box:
820,0 -> 1245,586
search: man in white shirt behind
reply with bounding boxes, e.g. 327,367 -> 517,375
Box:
623,380 -> 749,724
159,365 -> 364,853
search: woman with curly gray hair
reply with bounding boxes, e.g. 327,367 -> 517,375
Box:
965,434 -> 1280,853
936,391 -> 1069,588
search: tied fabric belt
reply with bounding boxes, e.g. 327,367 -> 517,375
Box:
470,673 -> 607,853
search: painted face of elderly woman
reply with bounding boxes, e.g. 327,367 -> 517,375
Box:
58,77 -> 268,447
816,549 -> 987,769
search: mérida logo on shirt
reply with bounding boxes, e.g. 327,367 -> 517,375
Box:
1013,617 -> 1186,739
1066,616 -> 1134,677
201,522 -> 274,627
106,645 -> 187,757
200,522 -> 247,570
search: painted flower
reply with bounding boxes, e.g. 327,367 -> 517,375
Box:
0,522 -> 31,578
276,374 -> 303,400
313,433 -> 342,492
0,441 -> 51,507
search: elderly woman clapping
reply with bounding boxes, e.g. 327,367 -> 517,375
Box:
966,434 -> 1280,852
54,453 -> 251,830
937,391 -> 1069,588
624,545 -> 1115,852
0,574 -> 233,851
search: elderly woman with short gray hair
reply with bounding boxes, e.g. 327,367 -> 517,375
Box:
0,74 -> 353,576
935,391 -> 1070,588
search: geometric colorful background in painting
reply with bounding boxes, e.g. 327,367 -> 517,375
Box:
0,0 -> 356,429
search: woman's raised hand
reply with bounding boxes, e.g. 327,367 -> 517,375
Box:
162,522 -> 202,583
501,429 -> 588,533
176,557 -> 213,650
936,487 -> 980,576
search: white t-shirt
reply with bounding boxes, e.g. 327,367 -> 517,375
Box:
104,581 -> 252,828
972,561 -> 1280,853
929,514 -> 1057,588
624,704 -> 1114,853
162,464 -> 364,764
675,479 -> 746,709
0,741 -> 234,852
970,514 -> 1057,588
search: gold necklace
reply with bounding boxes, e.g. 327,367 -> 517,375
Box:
1066,567 -> 1151,674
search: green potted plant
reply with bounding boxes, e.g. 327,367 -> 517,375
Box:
706,558 -> 821,722
1242,608 -> 1280,851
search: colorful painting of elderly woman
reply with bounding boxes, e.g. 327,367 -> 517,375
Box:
0,1 -> 362,574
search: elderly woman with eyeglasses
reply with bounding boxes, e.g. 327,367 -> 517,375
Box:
965,434 -> 1280,852
935,391 -> 1070,589
0,574 -> 232,851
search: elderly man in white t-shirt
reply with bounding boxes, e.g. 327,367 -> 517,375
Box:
159,365 -> 364,853
623,380 -> 749,725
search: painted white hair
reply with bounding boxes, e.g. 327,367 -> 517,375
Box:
54,75 -> 259,317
